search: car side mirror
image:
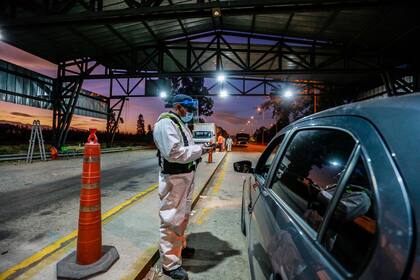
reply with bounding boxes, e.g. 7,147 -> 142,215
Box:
234,160 -> 253,173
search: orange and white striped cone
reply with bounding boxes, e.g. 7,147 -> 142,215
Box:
57,129 -> 119,279
207,141 -> 213,163
77,129 -> 102,264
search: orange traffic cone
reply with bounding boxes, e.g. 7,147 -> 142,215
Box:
77,128 -> 102,264
207,141 -> 213,163
50,146 -> 58,160
57,129 -> 119,279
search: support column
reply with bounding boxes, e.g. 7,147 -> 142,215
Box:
106,96 -> 126,148
53,77 -> 84,148
52,59 -> 99,148
381,71 -> 396,96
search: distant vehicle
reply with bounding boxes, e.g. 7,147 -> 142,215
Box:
193,123 -> 216,144
234,94 -> 420,280
236,133 -> 250,146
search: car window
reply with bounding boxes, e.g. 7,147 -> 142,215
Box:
255,135 -> 284,179
270,129 -> 356,231
321,156 -> 377,274
193,131 -> 212,138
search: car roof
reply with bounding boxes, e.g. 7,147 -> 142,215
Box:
296,92 -> 420,230
301,92 -> 420,126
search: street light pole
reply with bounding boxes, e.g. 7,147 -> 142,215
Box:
262,109 -> 265,145
257,107 -> 266,145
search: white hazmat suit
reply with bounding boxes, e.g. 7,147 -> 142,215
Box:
226,137 -> 233,152
153,112 -> 203,271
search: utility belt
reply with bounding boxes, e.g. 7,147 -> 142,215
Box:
160,157 -> 197,175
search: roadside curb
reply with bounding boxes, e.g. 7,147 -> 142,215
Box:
134,152 -> 228,280
0,184 -> 159,280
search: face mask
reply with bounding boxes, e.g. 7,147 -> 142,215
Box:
181,112 -> 193,123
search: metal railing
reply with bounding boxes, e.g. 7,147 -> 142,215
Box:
0,146 -> 145,162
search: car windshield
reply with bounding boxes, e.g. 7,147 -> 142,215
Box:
236,133 -> 250,140
194,131 -> 212,138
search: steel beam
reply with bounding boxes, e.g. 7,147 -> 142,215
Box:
82,30 -> 382,81
109,93 -> 331,98
106,96 -> 126,147
381,71 -> 396,96
52,59 -> 100,148
1,0 -> 402,29
63,68 -> 382,81
107,75 -> 335,98
106,71 -> 144,146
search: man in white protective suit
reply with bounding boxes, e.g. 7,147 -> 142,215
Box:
226,136 -> 233,152
153,94 -> 213,280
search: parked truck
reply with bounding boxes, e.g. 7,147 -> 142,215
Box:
193,123 -> 216,144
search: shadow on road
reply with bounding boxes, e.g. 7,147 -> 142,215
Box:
183,231 -> 241,273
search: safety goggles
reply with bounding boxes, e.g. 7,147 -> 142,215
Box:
177,99 -> 198,111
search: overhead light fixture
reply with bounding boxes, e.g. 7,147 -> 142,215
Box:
219,90 -> 228,98
216,73 -> 225,83
250,116 -> 254,120
330,160 -> 340,167
284,89 -> 293,98
212,8 -> 221,17
159,90 -> 167,98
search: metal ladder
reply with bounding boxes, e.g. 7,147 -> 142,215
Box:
26,120 -> 47,163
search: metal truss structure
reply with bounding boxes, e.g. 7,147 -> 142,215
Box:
53,59 -> 100,148
1,0 -> 419,147
0,1 -> 410,29
61,30 -> 386,81
0,59 -> 109,148
51,28 -> 419,147
106,72 -> 145,146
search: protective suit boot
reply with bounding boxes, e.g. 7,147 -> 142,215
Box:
181,246 -> 195,258
162,266 -> 189,280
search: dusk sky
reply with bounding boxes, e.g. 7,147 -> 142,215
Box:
0,42 -> 273,134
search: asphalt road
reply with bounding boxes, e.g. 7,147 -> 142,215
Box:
144,144 -> 265,280
181,149 -> 261,280
0,149 -> 159,271
0,144 -> 266,273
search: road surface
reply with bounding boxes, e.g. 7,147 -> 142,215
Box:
145,144 -> 265,280
0,144 -> 266,274
0,149 -> 159,272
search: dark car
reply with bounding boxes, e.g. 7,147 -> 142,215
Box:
236,133 -> 250,146
235,94 -> 420,280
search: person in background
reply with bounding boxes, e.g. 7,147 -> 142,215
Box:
226,136 -> 233,152
217,134 -> 224,152
222,136 -> 226,151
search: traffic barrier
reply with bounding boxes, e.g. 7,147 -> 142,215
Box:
57,129 -> 119,279
50,146 -> 58,160
78,129 -> 102,264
